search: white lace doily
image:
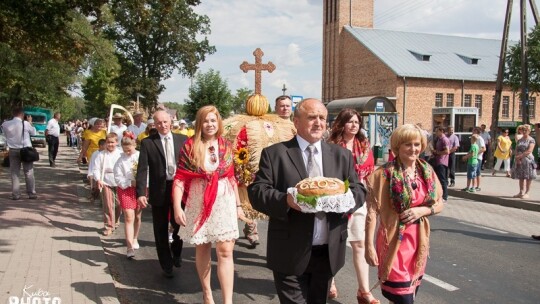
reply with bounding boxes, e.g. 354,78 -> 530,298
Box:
287,187 -> 356,213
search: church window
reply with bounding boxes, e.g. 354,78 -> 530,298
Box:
475,95 -> 483,116
446,94 -> 454,107
502,96 -> 509,118
464,94 -> 472,107
435,93 -> 443,107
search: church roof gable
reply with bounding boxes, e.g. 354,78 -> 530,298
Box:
345,26 -> 505,82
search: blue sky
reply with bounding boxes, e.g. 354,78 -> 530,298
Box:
159,0 -> 537,109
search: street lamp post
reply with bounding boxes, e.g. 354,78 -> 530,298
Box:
136,93 -> 145,111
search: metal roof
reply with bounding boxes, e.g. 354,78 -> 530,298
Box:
326,96 -> 396,114
345,26 -> 506,82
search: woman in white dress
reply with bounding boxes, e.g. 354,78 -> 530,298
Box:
172,105 -> 244,304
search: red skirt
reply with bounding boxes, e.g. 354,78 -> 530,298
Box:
117,186 -> 138,210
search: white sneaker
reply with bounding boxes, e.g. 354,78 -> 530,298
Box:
127,248 -> 135,259
168,232 -> 173,244
132,240 -> 140,250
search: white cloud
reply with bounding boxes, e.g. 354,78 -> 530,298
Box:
161,0 -> 533,109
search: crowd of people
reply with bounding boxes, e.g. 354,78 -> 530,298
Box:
2,98 -> 539,304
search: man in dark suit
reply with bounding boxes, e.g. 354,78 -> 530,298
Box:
248,98 -> 366,303
136,110 -> 187,277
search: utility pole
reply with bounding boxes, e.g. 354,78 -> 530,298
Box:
282,84 -> 287,95
489,0 -> 538,168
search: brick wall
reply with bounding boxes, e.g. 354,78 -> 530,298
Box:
322,0 -> 540,129
323,0 -> 374,104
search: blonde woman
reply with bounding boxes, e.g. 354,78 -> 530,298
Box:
511,124 -> 537,199
365,124 -> 444,304
173,105 -> 244,304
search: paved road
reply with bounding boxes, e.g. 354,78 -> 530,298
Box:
2,139 -> 539,304
99,194 -> 540,304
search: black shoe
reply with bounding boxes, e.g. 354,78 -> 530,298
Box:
162,268 -> 174,278
11,195 -> 20,200
173,256 -> 182,268
28,194 -> 38,199
449,181 -> 455,187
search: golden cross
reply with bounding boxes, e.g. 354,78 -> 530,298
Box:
239,48 -> 276,94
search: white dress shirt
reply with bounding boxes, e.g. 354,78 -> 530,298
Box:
296,135 -> 329,246
114,151 -> 140,189
127,122 -> 147,138
93,148 -> 122,187
110,123 -> 127,144
46,118 -> 60,137
87,149 -> 101,178
1,117 -> 36,149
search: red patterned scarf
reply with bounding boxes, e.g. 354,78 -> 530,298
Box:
174,136 -> 235,232
339,138 -> 374,183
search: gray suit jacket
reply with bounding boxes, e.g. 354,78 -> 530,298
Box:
248,137 -> 365,276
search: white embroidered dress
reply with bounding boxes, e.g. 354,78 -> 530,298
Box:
179,146 -> 239,245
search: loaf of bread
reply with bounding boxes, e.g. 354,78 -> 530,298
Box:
295,177 -> 345,197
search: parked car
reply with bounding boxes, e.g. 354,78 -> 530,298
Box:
0,126 -> 7,151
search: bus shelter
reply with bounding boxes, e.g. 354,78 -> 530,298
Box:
326,96 -> 398,163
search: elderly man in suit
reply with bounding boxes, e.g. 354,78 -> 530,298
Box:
136,110 -> 187,278
248,98 -> 366,304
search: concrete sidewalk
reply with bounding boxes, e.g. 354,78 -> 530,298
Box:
448,169 -> 540,212
0,139 -> 119,304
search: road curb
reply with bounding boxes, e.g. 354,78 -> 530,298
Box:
448,188 -> 540,212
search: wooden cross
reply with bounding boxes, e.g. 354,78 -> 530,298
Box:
240,48 -> 276,95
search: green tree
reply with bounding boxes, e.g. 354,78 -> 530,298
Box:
162,102 -> 185,118
505,25 -> 540,96
106,0 -> 215,109
230,88 -> 253,114
184,69 -> 233,119
0,0 -> 106,67
0,2 -> 110,116
82,61 -> 122,119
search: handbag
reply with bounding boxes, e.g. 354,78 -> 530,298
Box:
20,121 -> 39,162
20,146 -> 39,162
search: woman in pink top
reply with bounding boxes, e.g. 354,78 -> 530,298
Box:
365,124 -> 444,304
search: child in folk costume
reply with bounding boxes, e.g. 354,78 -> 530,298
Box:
114,131 -> 142,259
88,139 -> 106,202
93,132 -> 122,236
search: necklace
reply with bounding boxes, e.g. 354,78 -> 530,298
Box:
403,164 -> 418,190
208,145 -> 217,164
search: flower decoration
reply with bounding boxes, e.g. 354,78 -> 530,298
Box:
235,148 -> 249,165
233,127 -> 256,186
131,160 -> 138,181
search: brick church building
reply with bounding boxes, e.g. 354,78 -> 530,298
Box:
322,0 -> 539,130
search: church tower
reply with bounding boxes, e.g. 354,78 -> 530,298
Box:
322,0 -> 374,104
